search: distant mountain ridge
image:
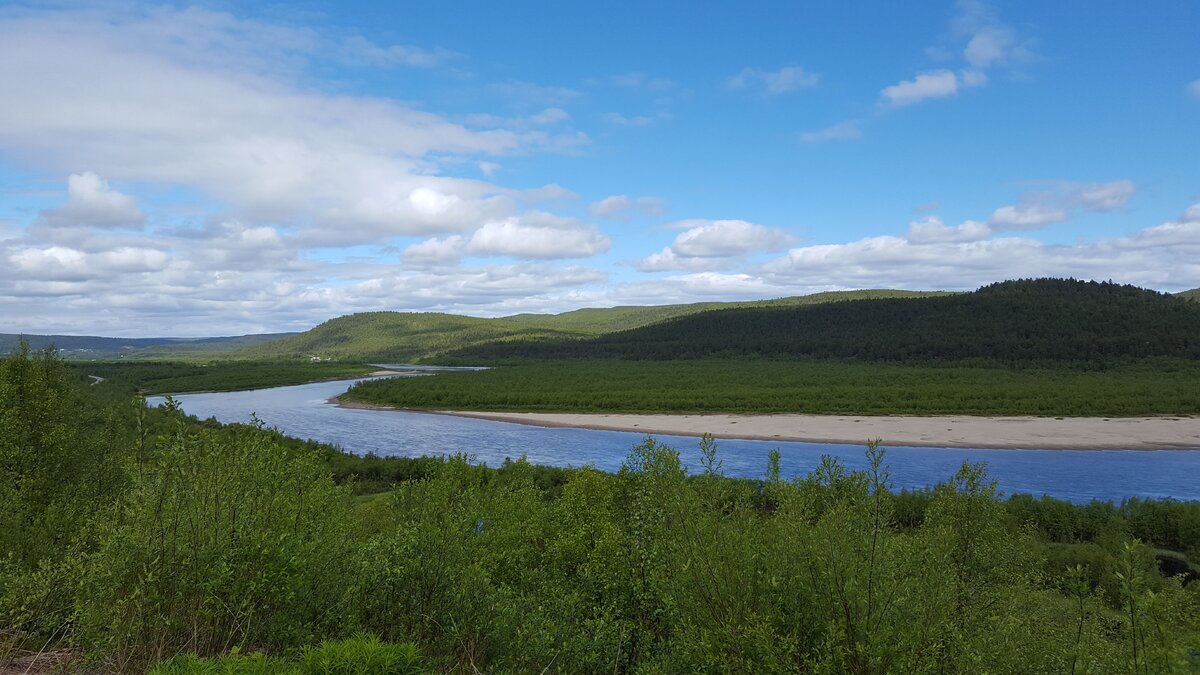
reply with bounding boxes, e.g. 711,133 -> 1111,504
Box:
0,332 -> 296,359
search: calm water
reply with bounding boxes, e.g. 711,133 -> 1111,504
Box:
148,377 -> 1200,504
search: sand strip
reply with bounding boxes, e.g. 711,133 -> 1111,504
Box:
333,399 -> 1200,450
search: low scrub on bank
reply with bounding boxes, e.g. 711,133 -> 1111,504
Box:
3,346 -> 1200,672
344,357 -> 1200,416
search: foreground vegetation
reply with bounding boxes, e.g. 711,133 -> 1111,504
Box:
3,346 -> 1200,672
344,357 -> 1200,416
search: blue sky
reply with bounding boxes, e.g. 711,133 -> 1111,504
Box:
1,1 -> 1198,336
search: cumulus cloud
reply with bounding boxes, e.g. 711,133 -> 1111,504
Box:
529,107 -> 570,124
989,204 -> 1068,229
907,217 -> 991,243
0,7 -> 587,245
35,172 -> 144,230
881,70 -> 960,106
988,180 -> 1135,230
763,210 -> 1200,293
729,65 -> 819,95
466,213 -> 610,259
799,121 -> 863,144
638,219 -> 792,271
1075,180 -> 1136,212
881,2 -> 1032,108
587,195 -> 664,221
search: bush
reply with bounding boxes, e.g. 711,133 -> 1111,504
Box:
78,419 -> 355,671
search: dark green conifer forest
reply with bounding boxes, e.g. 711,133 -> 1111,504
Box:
2,345 -> 1199,672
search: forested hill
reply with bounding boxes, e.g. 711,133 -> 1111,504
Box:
234,290 -> 950,361
447,279 -> 1200,363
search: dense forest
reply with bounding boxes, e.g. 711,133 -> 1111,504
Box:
445,280 -> 1200,363
3,346 -> 1200,672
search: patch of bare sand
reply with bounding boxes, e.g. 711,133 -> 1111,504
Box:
430,411 -> 1200,450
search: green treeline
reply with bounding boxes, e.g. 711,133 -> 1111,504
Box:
79,360 -> 376,395
445,279 -> 1200,363
344,358 -> 1200,416
3,346 -> 1200,672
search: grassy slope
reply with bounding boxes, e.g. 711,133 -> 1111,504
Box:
1179,288 -> 1200,302
237,311 -> 585,362
503,289 -> 954,333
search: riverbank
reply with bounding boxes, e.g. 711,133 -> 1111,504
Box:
333,399 -> 1200,450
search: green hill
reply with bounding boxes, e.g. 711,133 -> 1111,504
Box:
504,289 -> 953,333
1179,288 -> 1200,302
238,311 -> 581,362
238,290 -> 951,362
448,279 -> 1200,363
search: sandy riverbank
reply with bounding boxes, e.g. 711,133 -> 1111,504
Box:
333,399 -> 1200,450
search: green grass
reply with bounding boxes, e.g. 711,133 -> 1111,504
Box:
81,360 -> 376,394
503,289 -> 954,333
342,358 -> 1200,417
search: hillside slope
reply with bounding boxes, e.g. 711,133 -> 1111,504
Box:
237,290 -> 952,361
448,279 -> 1200,363
238,311 -> 580,362
504,289 -> 953,333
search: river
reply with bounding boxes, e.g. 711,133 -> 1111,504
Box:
148,377 -> 1200,504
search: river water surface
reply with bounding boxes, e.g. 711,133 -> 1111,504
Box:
148,377 -> 1200,504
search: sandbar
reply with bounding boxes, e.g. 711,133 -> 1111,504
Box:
334,399 -> 1200,450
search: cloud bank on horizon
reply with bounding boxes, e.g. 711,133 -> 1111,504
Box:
0,1 -> 1197,336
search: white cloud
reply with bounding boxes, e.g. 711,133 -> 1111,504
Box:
989,204 -> 1069,229
522,184 -> 579,203
964,25 -> 1016,69
466,213 -> 610,259
0,7 -> 587,244
639,219 -> 792,271
987,180 -> 1135,231
1182,204 -> 1200,223
587,195 -> 664,221
602,112 -> 668,127
799,121 -> 862,143
35,172 -> 144,230
338,35 -> 456,68
529,107 -> 570,125
1075,180 -> 1135,212
763,211 -> 1200,293
907,217 -> 991,243
881,70 -> 959,106
881,3 -> 1032,109
728,65 -> 819,95
401,235 -> 465,267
